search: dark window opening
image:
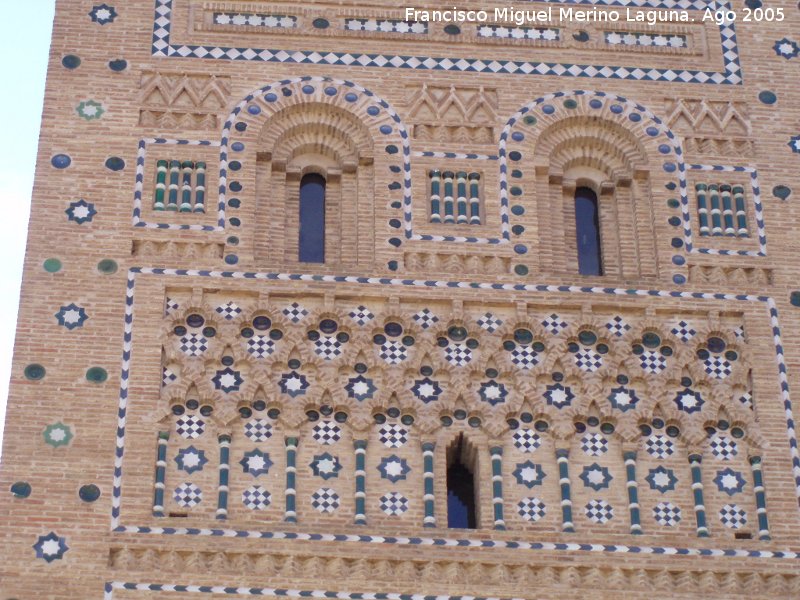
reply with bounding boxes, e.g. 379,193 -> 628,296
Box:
299,173 -> 326,263
574,186 -> 602,276
447,433 -> 477,529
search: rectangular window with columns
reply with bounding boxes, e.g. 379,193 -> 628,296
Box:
695,183 -> 748,237
429,170 -> 482,225
153,159 -> 207,213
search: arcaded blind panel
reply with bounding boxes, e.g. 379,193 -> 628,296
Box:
299,173 -> 326,264
574,187 -> 602,276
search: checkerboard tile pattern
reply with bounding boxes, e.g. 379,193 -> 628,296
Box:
517,497 -> 547,522
445,343 -> 472,366
349,305 -> 374,326
314,335 -> 343,360
581,433 -> 609,456
512,429 -> 541,453
312,488 -> 340,513
313,422 -> 342,445
704,355 -> 733,379
247,336 -> 274,358
574,347 -> 603,372
380,492 -> 409,515
671,320 -> 697,342
645,435 -> 675,459
173,483 -> 202,508
244,419 -> 272,442
640,350 -> 667,374
379,424 -> 408,448
175,415 -> 205,439
162,367 -> 177,387
179,333 -> 208,356
541,314 -> 568,335
164,297 -> 179,315
413,308 -> 439,329
710,435 -> 738,460
477,312 -> 503,332
216,301 -> 241,320
606,315 -> 631,337
653,502 -> 682,526
242,486 -> 271,510
282,302 -> 308,323
510,346 -> 539,369
380,340 -> 408,364
585,499 -> 614,524
719,504 -> 747,529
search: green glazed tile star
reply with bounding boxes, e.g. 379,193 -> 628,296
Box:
43,422 -> 74,448
76,100 -> 105,121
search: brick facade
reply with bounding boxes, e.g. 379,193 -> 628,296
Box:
2,0 -> 800,597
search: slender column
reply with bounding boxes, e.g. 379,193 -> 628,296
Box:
490,446 -> 505,530
733,185 -> 747,236
720,184 -> 734,235
180,161 -> 194,212
555,448 -> 574,532
354,439 -> 367,525
194,161 -> 206,213
422,441 -> 436,527
152,431 -> 169,517
429,170 -> 441,223
456,171 -> 468,224
154,160 -> 168,210
749,456 -> 770,540
623,450 -> 642,535
167,160 -> 180,210
216,434 -> 231,519
696,183 -> 709,235
468,172 -> 481,224
285,437 -> 298,523
442,171 -> 455,223
709,184 -> 722,235
689,453 -> 709,537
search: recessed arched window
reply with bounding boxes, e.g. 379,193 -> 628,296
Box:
299,173 -> 326,263
574,186 -> 602,276
447,433 -> 477,529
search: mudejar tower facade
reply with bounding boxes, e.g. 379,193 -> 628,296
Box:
2,0 -> 800,598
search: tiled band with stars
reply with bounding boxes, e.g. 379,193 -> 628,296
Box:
150,0 -> 743,84
99,267 -> 800,563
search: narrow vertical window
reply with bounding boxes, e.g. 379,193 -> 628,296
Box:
574,186 -> 602,276
299,173 -> 326,263
447,433 -> 477,529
